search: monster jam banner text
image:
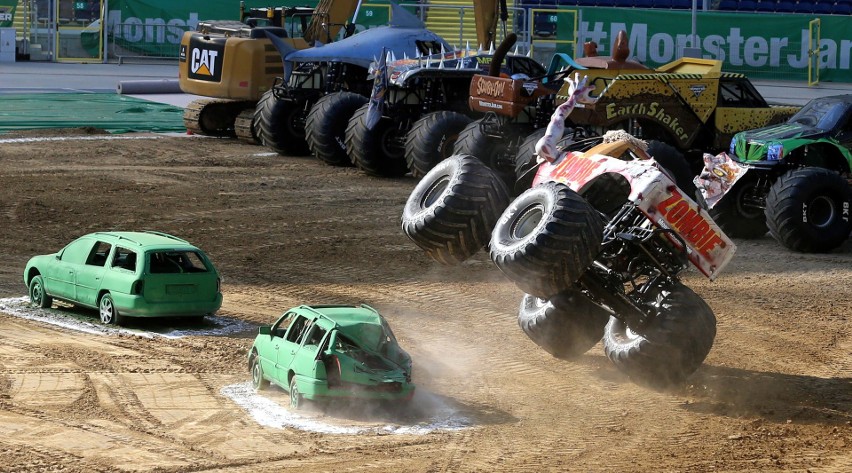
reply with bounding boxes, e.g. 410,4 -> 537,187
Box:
577,8 -> 849,83
0,0 -> 16,28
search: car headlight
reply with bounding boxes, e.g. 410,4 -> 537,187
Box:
767,143 -> 784,161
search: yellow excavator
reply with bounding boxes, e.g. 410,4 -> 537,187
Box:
177,0 -> 360,142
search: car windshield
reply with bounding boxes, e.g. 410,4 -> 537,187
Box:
148,250 -> 208,273
789,100 -> 851,130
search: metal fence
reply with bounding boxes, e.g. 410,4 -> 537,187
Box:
106,21 -> 190,63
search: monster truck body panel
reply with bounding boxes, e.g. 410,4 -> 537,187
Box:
533,149 -> 736,280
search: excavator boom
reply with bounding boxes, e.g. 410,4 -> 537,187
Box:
304,0 -> 360,44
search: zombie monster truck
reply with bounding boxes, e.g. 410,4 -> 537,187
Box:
704,94 -> 852,252
401,76 -> 736,386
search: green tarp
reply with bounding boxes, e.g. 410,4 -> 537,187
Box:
0,93 -> 186,133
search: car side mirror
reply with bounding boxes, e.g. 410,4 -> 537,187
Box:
258,326 -> 271,336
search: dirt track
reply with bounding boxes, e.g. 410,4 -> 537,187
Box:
0,130 -> 849,472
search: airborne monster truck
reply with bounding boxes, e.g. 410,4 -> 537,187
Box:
704,94 -> 852,253
401,76 -> 736,386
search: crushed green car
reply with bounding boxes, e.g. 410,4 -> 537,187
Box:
248,304 -> 414,409
24,231 -> 222,325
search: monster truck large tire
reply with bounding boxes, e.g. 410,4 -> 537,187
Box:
257,89 -> 310,156
518,291 -> 610,360
402,154 -> 510,265
764,167 -> 852,253
346,103 -> 409,177
405,111 -> 472,179
454,119 -> 503,169
513,129 -> 547,192
603,283 -> 716,387
305,91 -> 368,167
490,181 -> 604,300
646,141 -> 697,198
708,176 -> 769,238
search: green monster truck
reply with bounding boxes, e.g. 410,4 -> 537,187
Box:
707,94 -> 852,252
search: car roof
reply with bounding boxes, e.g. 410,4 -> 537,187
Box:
81,231 -> 199,250
294,304 -> 383,328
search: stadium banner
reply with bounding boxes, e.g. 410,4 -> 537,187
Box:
0,0 -> 16,28
105,0 -> 390,57
577,8 -> 850,83
104,1 -> 850,83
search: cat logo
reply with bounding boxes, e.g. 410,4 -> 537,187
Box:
191,48 -> 219,76
187,41 -> 224,82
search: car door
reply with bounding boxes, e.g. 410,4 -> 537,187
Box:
74,241 -> 112,307
278,315 -> 311,379
45,237 -> 95,301
255,312 -> 295,386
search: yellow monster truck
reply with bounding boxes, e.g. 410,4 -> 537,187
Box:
465,32 -> 799,187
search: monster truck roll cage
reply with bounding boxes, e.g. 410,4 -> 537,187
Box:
271,61 -> 371,100
578,201 -> 690,331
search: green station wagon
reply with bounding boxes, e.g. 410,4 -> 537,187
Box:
24,231 -> 222,325
248,304 -> 415,409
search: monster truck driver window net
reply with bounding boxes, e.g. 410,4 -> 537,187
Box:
148,251 -> 208,273
718,79 -> 767,108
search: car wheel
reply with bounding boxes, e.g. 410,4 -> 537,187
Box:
765,167 -> 852,252
405,110 -> 473,178
251,354 -> 269,391
289,376 -> 303,410
345,103 -> 409,177
29,275 -> 53,308
603,283 -> 716,388
401,154 -> 510,265
518,291 -> 610,360
490,181 -> 604,299
99,293 -> 123,325
257,89 -> 310,156
305,91 -> 367,166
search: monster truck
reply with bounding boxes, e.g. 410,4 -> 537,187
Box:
705,94 -> 852,252
400,78 -> 736,386
256,3 -> 450,156
462,32 -> 799,191
338,45 -> 546,178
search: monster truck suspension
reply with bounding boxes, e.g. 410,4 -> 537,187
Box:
578,202 -> 689,331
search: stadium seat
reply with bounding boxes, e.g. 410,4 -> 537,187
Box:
670,0 -> 691,9
717,0 -> 738,10
833,3 -> 852,14
653,0 -> 674,8
774,0 -> 798,12
596,0 -> 618,7
811,2 -> 834,14
756,0 -> 778,11
737,0 -> 759,11
633,0 -> 655,8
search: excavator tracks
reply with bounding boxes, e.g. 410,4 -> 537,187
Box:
234,108 -> 262,145
183,98 -> 255,138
